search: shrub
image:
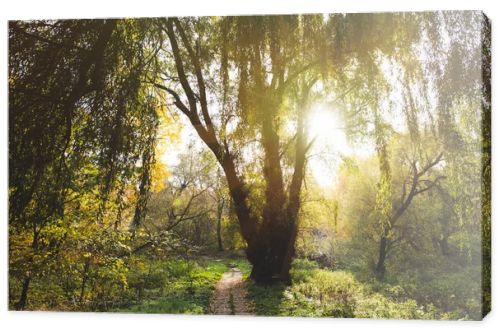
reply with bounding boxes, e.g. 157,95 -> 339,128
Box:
248,259 -> 448,319
289,270 -> 360,317
290,258 -> 320,283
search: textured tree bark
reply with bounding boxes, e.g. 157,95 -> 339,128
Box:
247,89 -> 308,284
248,99 -> 287,283
246,221 -> 298,284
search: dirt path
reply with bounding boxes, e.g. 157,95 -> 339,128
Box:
209,267 -> 254,315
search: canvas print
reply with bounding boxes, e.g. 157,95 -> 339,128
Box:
8,11 -> 491,320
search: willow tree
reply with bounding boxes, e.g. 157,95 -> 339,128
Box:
151,13 -> 427,283
9,19 -> 160,309
151,16 -> 321,282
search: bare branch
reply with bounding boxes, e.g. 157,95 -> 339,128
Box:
163,20 -> 197,111
150,81 -> 190,115
172,19 -> 216,138
414,176 -> 447,195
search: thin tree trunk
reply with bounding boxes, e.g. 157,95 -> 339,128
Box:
375,235 -> 388,280
15,229 -> 40,310
13,22 -> 117,311
79,258 -> 91,304
15,276 -> 31,311
280,83 -> 309,282
216,199 -> 224,252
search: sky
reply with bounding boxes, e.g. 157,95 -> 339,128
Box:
305,103 -> 374,188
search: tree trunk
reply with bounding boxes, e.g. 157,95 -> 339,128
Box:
246,88 -> 307,284
375,235 -> 388,280
15,275 -> 31,310
79,258 -> 91,304
246,99 -> 291,283
246,219 -> 298,284
216,200 -> 224,252
15,229 -> 41,310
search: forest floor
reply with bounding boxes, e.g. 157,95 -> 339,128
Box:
209,267 -> 254,315
114,256 -> 253,315
113,256 -> 456,319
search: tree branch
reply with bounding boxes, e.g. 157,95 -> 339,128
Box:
173,18 -> 215,138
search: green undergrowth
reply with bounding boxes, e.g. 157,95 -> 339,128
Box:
115,256 -> 473,319
247,259 -> 458,320
228,258 -> 252,278
115,257 -> 229,314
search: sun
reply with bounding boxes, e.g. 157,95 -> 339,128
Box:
307,105 -> 349,188
308,109 -> 338,139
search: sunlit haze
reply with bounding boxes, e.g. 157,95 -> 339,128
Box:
307,104 -> 373,188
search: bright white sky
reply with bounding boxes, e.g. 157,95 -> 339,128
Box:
306,104 -> 374,188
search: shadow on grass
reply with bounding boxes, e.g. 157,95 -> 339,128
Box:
246,280 -> 287,316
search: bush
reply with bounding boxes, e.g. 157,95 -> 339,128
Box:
290,258 -> 320,283
288,270 -> 360,317
356,293 -> 428,319
248,258 -> 449,319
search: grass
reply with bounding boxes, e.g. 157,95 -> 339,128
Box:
115,257 -> 229,314
247,282 -> 287,316
228,258 -> 252,278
